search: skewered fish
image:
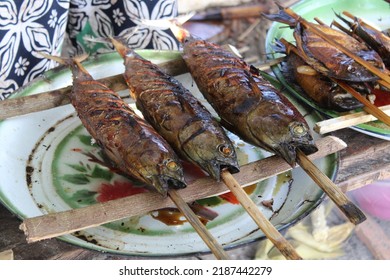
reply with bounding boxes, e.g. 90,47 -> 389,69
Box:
170,25 -> 318,167
110,38 -> 239,180
263,4 -> 386,82
41,54 -> 186,197
274,39 -> 365,111
334,12 -> 390,68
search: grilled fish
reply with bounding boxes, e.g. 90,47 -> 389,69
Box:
42,54 -> 186,197
274,39 -> 365,111
334,12 -> 390,68
110,38 -> 239,180
263,5 -> 386,82
171,27 -> 318,166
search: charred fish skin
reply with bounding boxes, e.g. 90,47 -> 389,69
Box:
280,47 -> 364,111
263,6 -> 386,82
335,12 -> 390,68
111,39 -> 239,180
296,22 -> 384,82
181,36 -> 318,166
67,60 -> 186,197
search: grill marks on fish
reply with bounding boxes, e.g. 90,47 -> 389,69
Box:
113,41 -> 239,180
263,7 -> 386,82
64,59 -> 186,196
281,50 -> 364,111
181,37 -> 318,166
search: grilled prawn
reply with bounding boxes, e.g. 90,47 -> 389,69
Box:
42,54 -> 186,197
263,5 -> 386,82
171,26 -> 318,166
110,38 -> 239,180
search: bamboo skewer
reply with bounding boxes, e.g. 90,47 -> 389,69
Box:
342,11 -> 380,31
168,189 -> 230,260
314,105 -> 390,134
221,170 -> 302,260
279,37 -> 390,129
283,7 -> 390,88
269,40 -> 365,224
0,57 -> 287,121
333,79 -> 390,126
0,58 -> 188,120
20,136 -> 346,243
296,149 -> 366,225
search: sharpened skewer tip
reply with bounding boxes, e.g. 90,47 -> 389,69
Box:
340,202 -> 367,225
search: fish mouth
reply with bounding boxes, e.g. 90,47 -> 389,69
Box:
151,175 -> 187,197
202,159 -> 240,181
276,141 -> 318,167
332,93 -> 364,111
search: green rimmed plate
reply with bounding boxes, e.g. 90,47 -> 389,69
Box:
0,50 -> 337,257
265,0 -> 390,140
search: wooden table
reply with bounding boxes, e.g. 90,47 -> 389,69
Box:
1,127 -> 389,260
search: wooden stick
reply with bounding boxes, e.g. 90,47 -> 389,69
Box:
342,11 -> 380,31
283,7 -> 390,87
279,38 -> 390,128
19,136 -> 346,243
0,58 -> 188,120
221,170 -> 302,260
334,79 -> 390,126
168,189 -> 229,260
0,54 -> 281,121
314,105 -> 390,134
331,20 -> 353,36
296,149 -> 366,225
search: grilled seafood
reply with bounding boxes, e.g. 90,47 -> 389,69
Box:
110,38 -> 239,180
42,54 -> 186,197
334,12 -> 390,68
170,26 -> 318,166
275,39 -> 365,111
263,5 -> 386,82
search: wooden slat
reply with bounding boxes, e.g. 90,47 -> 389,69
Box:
19,136 -> 346,243
314,105 -> 390,134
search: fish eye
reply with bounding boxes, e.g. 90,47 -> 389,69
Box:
347,65 -> 356,73
164,159 -> 180,171
289,122 -> 307,136
218,144 -> 234,156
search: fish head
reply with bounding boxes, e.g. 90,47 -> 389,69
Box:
276,121 -> 318,166
248,101 -> 318,166
137,149 -> 186,197
180,126 -> 240,181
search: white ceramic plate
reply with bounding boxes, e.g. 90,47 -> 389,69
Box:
0,51 -> 337,257
265,0 -> 390,140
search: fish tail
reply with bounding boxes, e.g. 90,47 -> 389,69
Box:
83,27 -> 138,57
38,52 -> 88,66
262,3 -> 297,27
140,13 -> 194,43
37,52 -> 68,65
333,11 -> 354,29
38,52 -> 90,77
272,38 -> 287,54
109,36 -> 133,58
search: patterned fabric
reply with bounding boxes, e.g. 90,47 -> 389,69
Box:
0,0 -> 179,100
0,0 -> 70,100
64,0 -> 180,56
